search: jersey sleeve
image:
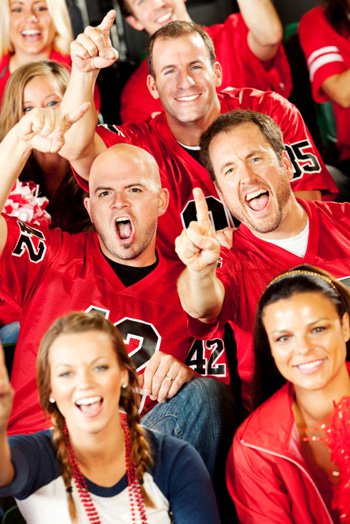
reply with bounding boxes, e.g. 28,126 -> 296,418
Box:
0,432 -> 58,499
150,431 -> 221,524
226,436 -> 294,523
0,216 -> 59,311
299,8 -> 348,104
120,60 -> 163,124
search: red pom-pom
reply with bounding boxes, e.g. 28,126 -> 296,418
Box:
4,181 -> 51,226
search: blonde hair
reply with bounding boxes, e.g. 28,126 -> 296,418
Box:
37,312 -> 154,522
0,0 -> 73,56
0,60 -> 69,141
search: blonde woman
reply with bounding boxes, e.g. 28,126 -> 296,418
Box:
0,0 -> 73,102
0,312 -> 220,523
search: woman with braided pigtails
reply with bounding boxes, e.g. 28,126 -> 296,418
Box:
0,312 -> 220,523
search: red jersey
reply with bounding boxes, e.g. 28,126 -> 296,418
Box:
79,89 -> 337,258
299,7 -> 350,161
120,13 -> 292,123
0,216 -> 228,435
188,199 -> 350,406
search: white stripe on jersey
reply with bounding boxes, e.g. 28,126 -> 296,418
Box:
307,45 -> 339,65
309,53 -> 344,81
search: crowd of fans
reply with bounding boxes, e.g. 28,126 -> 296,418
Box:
0,0 -> 349,522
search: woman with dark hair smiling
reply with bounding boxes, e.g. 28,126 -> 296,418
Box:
227,265 -> 350,523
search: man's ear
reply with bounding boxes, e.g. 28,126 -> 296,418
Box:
125,15 -> 145,32
147,74 -> 160,100
214,61 -> 223,88
281,150 -> 294,181
158,188 -> 170,217
84,196 -> 93,223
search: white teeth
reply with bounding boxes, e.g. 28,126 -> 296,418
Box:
246,189 -> 266,202
116,217 -> 129,222
76,396 -> 101,406
176,94 -> 199,101
156,12 -> 172,23
22,29 -> 41,36
296,360 -> 323,370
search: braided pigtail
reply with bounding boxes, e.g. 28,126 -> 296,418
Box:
51,409 -> 77,523
120,385 -> 154,507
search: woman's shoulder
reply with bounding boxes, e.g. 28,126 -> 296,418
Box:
235,383 -> 294,447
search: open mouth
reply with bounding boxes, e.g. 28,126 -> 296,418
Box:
156,11 -> 173,25
21,29 -> 42,39
245,189 -> 269,211
115,217 -> 133,241
75,396 -> 103,416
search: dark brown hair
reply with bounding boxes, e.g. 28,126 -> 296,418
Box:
322,0 -> 350,37
200,109 -> 285,182
146,20 -> 216,77
252,264 -> 350,409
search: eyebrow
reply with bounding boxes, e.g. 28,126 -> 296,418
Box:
270,317 -> 331,334
218,150 -> 264,172
93,183 -> 146,194
160,59 -> 204,74
54,356 -> 110,369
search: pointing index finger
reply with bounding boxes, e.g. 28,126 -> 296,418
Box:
97,10 -> 116,33
193,187 -> 211,228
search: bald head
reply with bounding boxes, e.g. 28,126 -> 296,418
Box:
89,143 -> 161,193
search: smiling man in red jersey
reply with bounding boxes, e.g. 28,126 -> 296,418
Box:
119,0 -> 292,123
59,12 -> 338,261
176,109 -> 350,411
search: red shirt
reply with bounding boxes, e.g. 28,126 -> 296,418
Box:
228,381 -> 338,523
299,6 -> 350,161
1,216 -> 228,435
120,13 -> 292,123
188,199 -> 350,405
76,89 -> 337,259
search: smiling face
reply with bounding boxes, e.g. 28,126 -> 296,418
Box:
147,33 -> 222,132
209,122 -> 294,236
22,73 -> 63,113
85,145 -> 169,267
9,0 -> 55,58
49,330 -> 128,436
125,0 -> 190,36
262,292 -> 350,395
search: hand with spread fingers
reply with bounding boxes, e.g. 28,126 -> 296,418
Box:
14,103 -> 91,155
139,352 -> 198,404
71,10 -> 119,72
0,341 -> 14,434
175,187 -> 220,274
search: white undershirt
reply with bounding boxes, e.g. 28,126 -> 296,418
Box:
258,218 -> 309,258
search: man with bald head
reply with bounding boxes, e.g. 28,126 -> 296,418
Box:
0,109 -> 236,518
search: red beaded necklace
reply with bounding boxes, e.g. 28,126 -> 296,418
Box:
64,418 -> 148,523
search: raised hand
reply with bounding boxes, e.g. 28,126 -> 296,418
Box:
71,10 -> 119,72
175,187 -> 220,272
0,342 -> 13,433
14,103 -> 90,154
